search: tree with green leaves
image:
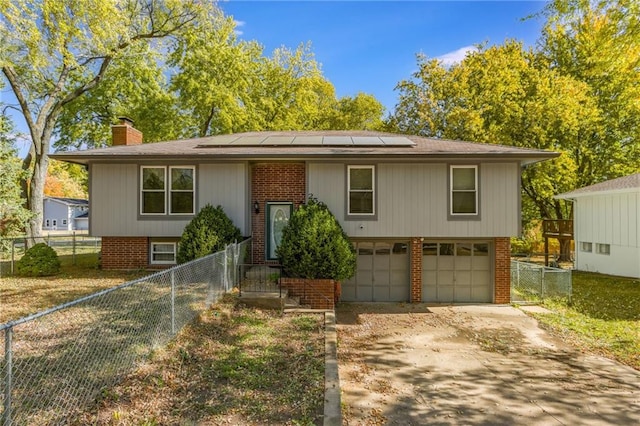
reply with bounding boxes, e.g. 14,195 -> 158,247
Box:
0,113 -> 32,251
1,0 -> 211,244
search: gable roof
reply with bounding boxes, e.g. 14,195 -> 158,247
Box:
45,197 -> 89,206
555,173 -> 640,199
50,130 -> 557,166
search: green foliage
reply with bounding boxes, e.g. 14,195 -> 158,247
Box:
276,197 -> 356,281
0,113 -> 32,252
388,1 -> 640,226
176,204 -> 241,264
16,243 -> 61,276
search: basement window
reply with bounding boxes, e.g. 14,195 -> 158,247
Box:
595,243 -> 610,255
580,242 -> 592,252
150,242 -> 177,265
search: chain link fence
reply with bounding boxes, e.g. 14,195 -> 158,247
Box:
511,260 -> 572,303
0,239 -> 249,425
0,234 -> 101,276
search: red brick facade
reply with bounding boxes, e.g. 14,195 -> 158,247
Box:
494,237 -> 511,303
251,163 -> 306,264
281,278 -> 337,310
101,237 -> 148,270
410,238 -> 422,302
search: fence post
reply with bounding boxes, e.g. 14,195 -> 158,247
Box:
3,326 -> 13,426
11,239 -> 15,275
72,232 -> 76,266
541,267 -> 545,299
170,270 -> 176,335
223,245 -> 228,291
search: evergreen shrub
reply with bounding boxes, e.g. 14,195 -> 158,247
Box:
16,243 -> 61,276
177,204 -> 241,264
276,196 -> 356,281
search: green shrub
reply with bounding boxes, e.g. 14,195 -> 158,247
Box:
276,197 -> 356,281
177,204 -> 241,263
16,243 -> 61,276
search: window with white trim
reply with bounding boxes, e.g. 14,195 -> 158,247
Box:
141,166 -> 195,215
596,243 -> 610,255
450,165 -> 478,215
62,219 -> 68,226
348,165 -> 375,215
150,242 -> 177,265
580,242 -> 592,252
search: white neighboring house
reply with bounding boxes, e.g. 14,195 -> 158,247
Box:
556,173 -> 640,278
42,197 -> 89,232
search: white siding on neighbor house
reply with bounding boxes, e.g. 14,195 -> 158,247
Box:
91,163 -> 248,237
308,162 -> 520,238
43,199 -> 70,230
574,191 -> 640,278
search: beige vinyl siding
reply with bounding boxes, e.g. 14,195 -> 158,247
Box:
91,163 -> 248,237
198,163 -> 249,235
308,162 -> 520,237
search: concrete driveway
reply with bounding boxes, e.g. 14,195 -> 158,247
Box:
336,303 -> 640,425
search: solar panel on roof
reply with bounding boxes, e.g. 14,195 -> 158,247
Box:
323,136 -> 353,145
264,136 -> 295,145
235,136 -> 268,145
195,134 -> 416,148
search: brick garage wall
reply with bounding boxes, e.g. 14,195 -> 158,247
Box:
494,237 -> 511,303
251,163 -> 306,264
101,237 -> 148,270
281,278 -> 336,310
410,238 -> 422,302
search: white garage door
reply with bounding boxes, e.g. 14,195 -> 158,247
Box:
422,241 -> 492,303
342,241 -> 410,302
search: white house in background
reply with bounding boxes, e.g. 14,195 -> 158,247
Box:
556,173 -> 640,278
42,197 -> 89,231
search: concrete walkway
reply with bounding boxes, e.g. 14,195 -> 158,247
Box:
336,303 -> 640,425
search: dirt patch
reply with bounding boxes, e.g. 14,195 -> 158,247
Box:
337,303 -> 640,425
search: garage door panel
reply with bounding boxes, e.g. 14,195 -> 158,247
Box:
472,286 -> 491,302
456,270 -> 472,286
346,240 -> 410,302
422,241 -> 493,303
438,270 -> 454,285
438,285 -> 454,302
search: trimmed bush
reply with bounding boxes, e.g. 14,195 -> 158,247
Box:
177,204 -> 241,264
16,243 -> 61,276
277,197 -> 356,281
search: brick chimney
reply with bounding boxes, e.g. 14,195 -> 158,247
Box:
112,117 -> 143,146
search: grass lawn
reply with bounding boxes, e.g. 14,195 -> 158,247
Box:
75,296 -> 325,425
529,271 -> 640,370
0,253 -> 147,323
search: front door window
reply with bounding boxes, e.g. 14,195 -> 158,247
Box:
266,202 -> 293,260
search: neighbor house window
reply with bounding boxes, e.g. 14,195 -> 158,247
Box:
150,242 -> 177,265
450,165 -> 478,216
348,165 -> 375,216
580,242 -> 592,252
62,219 -> 68,226
596,243 -> 610,255
141,166 -> 195,215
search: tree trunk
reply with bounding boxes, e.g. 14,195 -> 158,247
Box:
26,152 -> 48,246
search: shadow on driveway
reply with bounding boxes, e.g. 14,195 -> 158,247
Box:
336,303 -> 640,425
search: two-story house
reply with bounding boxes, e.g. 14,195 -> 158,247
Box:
52,118 -> 556,303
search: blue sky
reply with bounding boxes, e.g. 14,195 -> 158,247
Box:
4,1 -> 549,155
220,1 -> 549,113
